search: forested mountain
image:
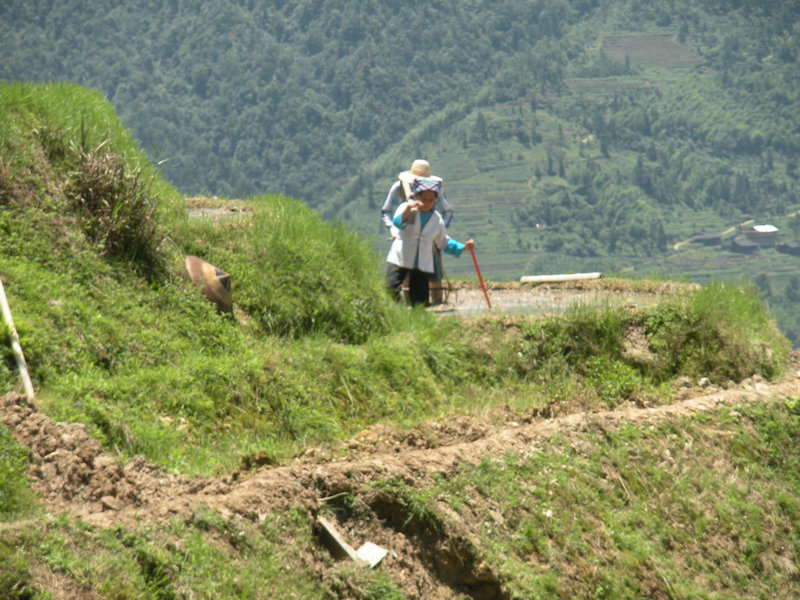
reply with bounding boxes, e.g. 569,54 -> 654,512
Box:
3,0 -> 800,339
2,0 -> 583,200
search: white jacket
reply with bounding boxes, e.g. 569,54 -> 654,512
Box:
386,202 -> 450,273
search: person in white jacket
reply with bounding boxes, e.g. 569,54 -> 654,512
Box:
385,177 -> 473,306
381,159 -> 453,304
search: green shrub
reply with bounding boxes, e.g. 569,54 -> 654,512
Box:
520,301 -> 629,369
365,578 -> 406,600
644,281 -> 788,381
585,354 -> 644,406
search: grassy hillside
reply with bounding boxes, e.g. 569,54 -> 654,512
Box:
0,83 -> 796,598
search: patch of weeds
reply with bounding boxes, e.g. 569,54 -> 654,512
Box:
511,517 -> 552,560
169,507 -> 325,598
324,560 -> 410,599
585,354 -> 646,406
11,510 -> 325,599
529,302 -> 629,367
0,539 -> 36,600
369,477 -> 444,534
644,281 -> 789,382
365,577 -> 406,600
116,529 -> 177,599
321,491 -> 374,524
35,123 -> 71,168
0,424 -> 36,520
0,321 -> 21,391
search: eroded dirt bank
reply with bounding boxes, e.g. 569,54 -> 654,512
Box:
2,354 -> 799,599
3,370 -> 798,529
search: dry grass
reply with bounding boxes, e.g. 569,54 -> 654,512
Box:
456,277 -> 699,295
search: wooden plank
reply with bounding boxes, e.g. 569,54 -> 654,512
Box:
316,516 -> 389,569
356,542 -> 388,568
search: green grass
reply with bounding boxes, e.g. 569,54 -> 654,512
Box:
0,81 -> 178,206
0,508 -> 328,600
0,423 -> 38,599
7,229 -> 785,475
175,195 -> 391,343
406,399 -> 800,599
0,424 -> 34,520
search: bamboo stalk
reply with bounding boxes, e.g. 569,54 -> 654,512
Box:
0,276 -> 34,402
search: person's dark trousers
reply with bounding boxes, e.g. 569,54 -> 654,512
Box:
386,264 -> 430,306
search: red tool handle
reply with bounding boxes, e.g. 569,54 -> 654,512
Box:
469,247 -> 491,309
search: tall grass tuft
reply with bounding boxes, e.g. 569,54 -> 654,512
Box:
0,81 -> 181,212
66,139 -> 163,272
1,81 -> 180,277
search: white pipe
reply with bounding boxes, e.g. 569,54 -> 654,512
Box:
520,272 -> 602,283
0,276 -> 35,403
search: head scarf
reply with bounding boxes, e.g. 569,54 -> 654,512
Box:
411,176 -> 442,196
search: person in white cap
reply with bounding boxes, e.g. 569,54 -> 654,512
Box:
380,159 -> 453,303
385,177 -> 473,306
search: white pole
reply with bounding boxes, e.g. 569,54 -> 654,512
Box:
0,276 -> 35,403
520,272 -> 603,283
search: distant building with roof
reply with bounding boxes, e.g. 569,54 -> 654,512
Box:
744,224 -> 778,247
691,232 -> 722,246
732,237 -> 759,254
778,240 -> 800,256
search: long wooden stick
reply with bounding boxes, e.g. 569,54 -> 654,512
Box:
0,277 -> 34,402
469,247 -> 491,309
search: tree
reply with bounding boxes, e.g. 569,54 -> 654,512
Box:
785,275 -> 800,303
754,273 -> 771,298
474,112 -> 488,142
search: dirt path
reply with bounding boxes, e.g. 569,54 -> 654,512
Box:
3,363 -> 798,532
434,279 -> 692,317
